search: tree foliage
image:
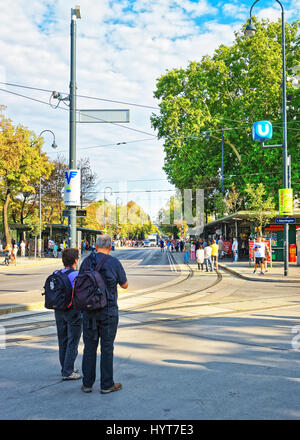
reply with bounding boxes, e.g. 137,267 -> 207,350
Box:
0,116 -> 53,244
244,182 -> 276,229
151,19 -> 300,215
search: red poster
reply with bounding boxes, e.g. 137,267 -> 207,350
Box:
223,241 -> 232,255
249,240 -> 271,262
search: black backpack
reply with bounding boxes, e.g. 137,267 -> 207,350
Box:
42,269 -> 75,311
69,254 -> 110,312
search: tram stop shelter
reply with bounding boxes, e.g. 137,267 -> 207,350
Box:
203,209 -> 300,262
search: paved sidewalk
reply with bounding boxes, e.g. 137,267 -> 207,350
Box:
0,256 -> 61,271
219,260 -> 300,283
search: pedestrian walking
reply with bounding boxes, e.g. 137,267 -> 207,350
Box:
20,240 -> 26,257
160,239 -> 165,253
190,242 -> 196,261
262,238 -> 270,273
232,237 -> 239,262
184,241 -> 191,264
44,248 -> 82,380
53,243 -> 58,258
196,245 -> 205,271
12,244 -> 18,265
253,236 -> 266,275
210,239 -> 219,270
204,244 -> 213,272
80,234 -> 128,394
218,236 -> 224,259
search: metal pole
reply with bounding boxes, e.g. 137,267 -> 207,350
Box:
104,190 -> 106,231
246,0 -> 289,276
39,176 -> 42,257
69,8 -> 78,248
221,128 -> 224,194
281,7 -> 289,276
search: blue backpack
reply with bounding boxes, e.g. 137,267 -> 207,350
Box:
43,269 -> 75,311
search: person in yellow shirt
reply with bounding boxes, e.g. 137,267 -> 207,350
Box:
210,239 -> 219,270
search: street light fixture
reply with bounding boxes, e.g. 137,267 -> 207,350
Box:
244,0 -> 289,276
244,20 -> 257,37
38,130 -> 58,258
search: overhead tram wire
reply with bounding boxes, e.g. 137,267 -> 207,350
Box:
0,81 -> 160,110
1,85 -> 300,150
0,87 -> 157,138
1,81 -> 300,130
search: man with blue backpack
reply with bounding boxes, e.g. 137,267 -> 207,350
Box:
73,234 -> 128,394
43,248 -> 82,381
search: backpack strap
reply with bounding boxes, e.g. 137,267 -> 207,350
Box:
95,254 -> 110,273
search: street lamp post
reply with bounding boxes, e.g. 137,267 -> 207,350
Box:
245,0 -> 289,276
38,130 -> 58,258
69,6 -> 81,249
103,186 -> 113,231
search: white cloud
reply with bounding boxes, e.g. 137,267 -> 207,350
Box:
0,0 -> 269,217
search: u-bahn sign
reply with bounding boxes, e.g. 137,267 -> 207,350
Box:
252,121 -> 273,142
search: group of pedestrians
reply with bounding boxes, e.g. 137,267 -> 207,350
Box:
1,240 -> 27,265
46,234 -> 128,394
184,239 -> 219,272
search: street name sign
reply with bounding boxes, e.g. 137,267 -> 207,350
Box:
77,109 -> 130,123
63,209 -> 87,218
275,217 -> 296,224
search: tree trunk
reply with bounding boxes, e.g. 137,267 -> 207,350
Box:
3,191 -> 11,246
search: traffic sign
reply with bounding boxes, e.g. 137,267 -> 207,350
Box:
275,217 -> 296,224
76,209 -> 87,217
63,209 -> 87,218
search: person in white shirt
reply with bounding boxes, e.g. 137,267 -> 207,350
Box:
232,238 -> 238,262
20,240 -> 26,257
196,245 -> 205,271
204,244 -> 213,272
253,236 -> 266,275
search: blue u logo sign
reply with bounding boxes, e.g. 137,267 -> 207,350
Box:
252,121 -> 273,142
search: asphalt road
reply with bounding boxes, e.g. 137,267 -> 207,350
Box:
1,250 -> 300,420
0,248 -> 181,307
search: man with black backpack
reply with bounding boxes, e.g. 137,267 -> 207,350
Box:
43,248 -> 82,381
76,234 -> 128,394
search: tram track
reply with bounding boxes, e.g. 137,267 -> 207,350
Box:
1,261 -> 219,343
3,260 -> 299,346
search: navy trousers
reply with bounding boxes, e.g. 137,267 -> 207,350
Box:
55,309 -> 82,377
82,311 -> 119,390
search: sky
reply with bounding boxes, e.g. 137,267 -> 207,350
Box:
0,0 -> 299,221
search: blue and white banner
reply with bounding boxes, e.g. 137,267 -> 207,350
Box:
64,169 -> 81,207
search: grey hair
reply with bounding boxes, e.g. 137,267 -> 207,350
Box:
96,234 -> 112,249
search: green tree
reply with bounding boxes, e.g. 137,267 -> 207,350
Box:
244,183 -> 276,231
0,117 -> 53,245
151,18 -> 300,216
